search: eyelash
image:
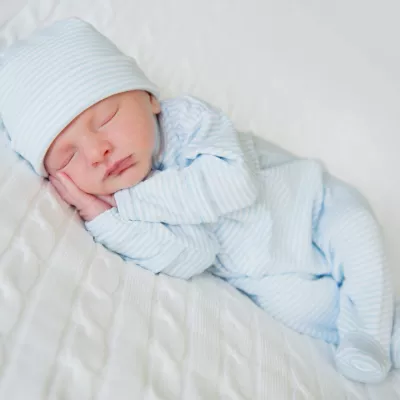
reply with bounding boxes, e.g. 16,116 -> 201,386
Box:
60,151 -> 76,170
101,108 -> 118,127
57,107 -> 117,170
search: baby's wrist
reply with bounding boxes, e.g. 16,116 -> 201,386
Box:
79,202 -> 111,222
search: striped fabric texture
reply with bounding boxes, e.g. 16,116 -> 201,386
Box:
86,95 -> 396,383
0,18 -> 159,176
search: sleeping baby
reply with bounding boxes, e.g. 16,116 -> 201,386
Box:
1,18 -> 399,384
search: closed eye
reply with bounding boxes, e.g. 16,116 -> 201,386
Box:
59,151 -> 76,170
100,108 -> 118,127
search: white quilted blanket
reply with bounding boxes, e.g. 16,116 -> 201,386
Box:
1,0 -> 400,399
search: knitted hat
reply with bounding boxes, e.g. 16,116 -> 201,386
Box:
0,18 -> 159,176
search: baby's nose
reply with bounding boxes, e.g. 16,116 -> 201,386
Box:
84,137 -> 112,165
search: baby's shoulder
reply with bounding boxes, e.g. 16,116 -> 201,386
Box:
160,95 -> 221,123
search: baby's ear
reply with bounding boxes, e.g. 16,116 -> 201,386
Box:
149,94 -> 161,114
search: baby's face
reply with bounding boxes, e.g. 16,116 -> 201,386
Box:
44,90 -> 161,195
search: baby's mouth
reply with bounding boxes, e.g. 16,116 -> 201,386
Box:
104,156 -> 135,179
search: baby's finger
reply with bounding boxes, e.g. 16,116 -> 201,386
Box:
55,172 -> 81,194
56,173 -> 90,202
49,175 -> 65,193
55,172 -> 98,211
50,176 -> 73,204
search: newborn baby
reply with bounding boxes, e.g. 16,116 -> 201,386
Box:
1,18 -> 399,384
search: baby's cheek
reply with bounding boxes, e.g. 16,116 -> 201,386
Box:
66,168 -> 94,194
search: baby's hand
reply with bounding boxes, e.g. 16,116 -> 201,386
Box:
97,194 -> 117,207
49,173 -> 111,221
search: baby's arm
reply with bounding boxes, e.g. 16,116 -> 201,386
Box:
50,172 -> 217,278
85,209 -> 219,279
115,97 -> 259,225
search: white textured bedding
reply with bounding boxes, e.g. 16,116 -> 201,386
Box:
1,0 -> 399,399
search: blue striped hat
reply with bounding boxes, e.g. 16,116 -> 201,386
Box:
0,18 -> 159,176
